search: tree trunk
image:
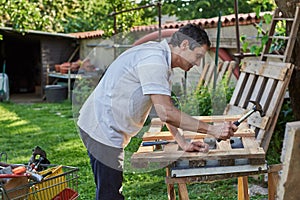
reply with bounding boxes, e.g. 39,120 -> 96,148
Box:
275,0 -> 300,120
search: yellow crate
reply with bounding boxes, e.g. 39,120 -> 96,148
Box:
28,165 -> 67,200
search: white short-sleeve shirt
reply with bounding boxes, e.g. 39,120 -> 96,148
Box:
77,40 -> 172,148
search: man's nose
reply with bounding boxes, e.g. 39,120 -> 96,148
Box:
195,59 -> 201,66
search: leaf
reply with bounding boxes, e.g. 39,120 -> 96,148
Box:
263,13 -> 273,24
254,6 -> 261,18
261,35 -> 269,45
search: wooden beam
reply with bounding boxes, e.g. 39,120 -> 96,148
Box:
238,176 -> 249,200
277,121 -> 300,200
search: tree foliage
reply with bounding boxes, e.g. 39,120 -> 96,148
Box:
0,0 -> 275,34
138,0 -> 275,21
0,0 -> 145,34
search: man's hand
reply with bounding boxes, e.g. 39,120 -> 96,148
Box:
207,122 -> 238,140
182,141 -> 209,153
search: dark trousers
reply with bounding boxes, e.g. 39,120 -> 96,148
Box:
88,151 -> 124,200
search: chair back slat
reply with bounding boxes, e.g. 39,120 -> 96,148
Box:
225,60 -> 294,151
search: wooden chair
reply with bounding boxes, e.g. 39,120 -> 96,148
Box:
131,60 -> 294,200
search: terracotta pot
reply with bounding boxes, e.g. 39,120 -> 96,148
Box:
60,62 -> 71,67
55,64 -> 61,72
60,66 -> 70,74
71,62 -> 80,72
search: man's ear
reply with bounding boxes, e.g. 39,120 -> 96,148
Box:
180,40 -> 189,50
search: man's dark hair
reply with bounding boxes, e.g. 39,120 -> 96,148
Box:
169,23 -> 211,50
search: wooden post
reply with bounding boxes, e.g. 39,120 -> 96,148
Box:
237,176 -> 249,200
178,183 -> 189,200
267,164 -> 282,200
277,121 -> 300,200
166,167 -> 176,200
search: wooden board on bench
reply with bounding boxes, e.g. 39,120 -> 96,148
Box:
131,117 -> 266,170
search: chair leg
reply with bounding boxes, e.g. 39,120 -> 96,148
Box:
238,176 -> 249,200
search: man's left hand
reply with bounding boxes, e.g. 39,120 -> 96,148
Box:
183,141 -> 209,152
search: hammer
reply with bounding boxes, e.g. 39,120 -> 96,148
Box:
233,100 -> 265,126
213,100 -> 265,143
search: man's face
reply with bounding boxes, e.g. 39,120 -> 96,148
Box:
176,41 -> 208,71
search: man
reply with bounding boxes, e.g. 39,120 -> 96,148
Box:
77,23 -> 237,199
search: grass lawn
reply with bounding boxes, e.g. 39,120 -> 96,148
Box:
0,101 -> 274,199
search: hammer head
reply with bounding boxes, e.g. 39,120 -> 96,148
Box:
249,100 -> 265,117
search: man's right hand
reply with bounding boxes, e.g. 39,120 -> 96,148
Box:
207,122 -> 237,140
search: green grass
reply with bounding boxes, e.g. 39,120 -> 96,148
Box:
0,101 -> 273,199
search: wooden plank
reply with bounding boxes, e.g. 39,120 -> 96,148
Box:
137,146 -> 154,153
166,168 -> 176,200
226,61 -> 236,85
197,62 -> 210,88
224,104 -> 246,115
216,140 -> 232,150
164,143 -> 179,152
247,112 -> 269,130
216,61 -> 229,83
265,80 -> 284,117
277,121 -> 300,200
237,74 -> 255,108
206,62 -> 216,87
131,147 -> 265,166
260,64 -> 294,150
268,170 -> 280,200
229,72 -> 247,105
248,75 -> 264,103
148,118 -> 164,133
241,137 -> 263,156
178,183 -> 189,200
241,61 -> 291,81
258,78 -> 275,111
238,176 -> 250,200
193,115 -> 242,122
142,128 -> 255,141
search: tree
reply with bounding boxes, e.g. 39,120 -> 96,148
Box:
274,0 -> 300,120
0,0 -> 146,34
138,0 -> 275,21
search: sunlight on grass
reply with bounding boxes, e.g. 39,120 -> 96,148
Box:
0,105 -> 42,134
0,102 -> 274,199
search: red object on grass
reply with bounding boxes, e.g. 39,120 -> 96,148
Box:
52,188 -> 79,200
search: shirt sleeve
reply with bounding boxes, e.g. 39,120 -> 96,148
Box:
137,55 -> 171,96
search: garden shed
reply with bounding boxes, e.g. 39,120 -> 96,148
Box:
0,27 -> 79,100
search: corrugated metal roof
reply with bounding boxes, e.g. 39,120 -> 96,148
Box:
0,26 -> 76,39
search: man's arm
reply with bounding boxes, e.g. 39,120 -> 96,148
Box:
150,94 -> 237,140
166,123 -> 209,152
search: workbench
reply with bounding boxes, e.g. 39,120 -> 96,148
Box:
131,116 -> 268,200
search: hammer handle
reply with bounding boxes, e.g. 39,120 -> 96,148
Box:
233,121 -> 240,126
234,109 -> 255,127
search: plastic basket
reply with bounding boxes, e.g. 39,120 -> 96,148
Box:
28,165 -> 67,200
